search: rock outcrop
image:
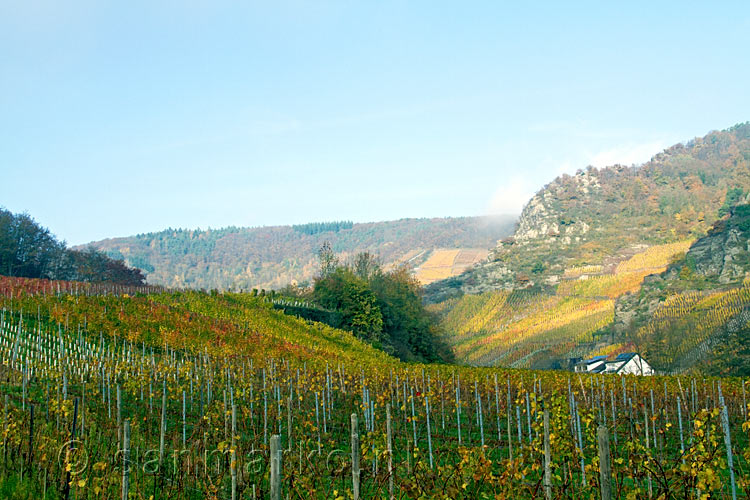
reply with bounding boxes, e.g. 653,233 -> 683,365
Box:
686,200 -> 750,284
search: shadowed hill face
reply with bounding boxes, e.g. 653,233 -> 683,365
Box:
81,215 -> 517,291
613,202 -> 750,374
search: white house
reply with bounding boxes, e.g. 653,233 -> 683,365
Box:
604,353 -> 654,376
574,355 -> 608,373
574,352 -> 654,376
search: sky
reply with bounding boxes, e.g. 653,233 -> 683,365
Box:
1,1 -> 749,245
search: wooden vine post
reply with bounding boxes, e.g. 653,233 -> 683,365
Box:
543,405 -> 551,500
122,419 -> 130,500
231,404 -> 238,500
270,434 -> 281,500
386,403 -> 394,500
351,413 -> 360,500
159,379 -> 166,471
597,419 -> 612,500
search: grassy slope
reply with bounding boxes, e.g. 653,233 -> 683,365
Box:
0,276 -> 393,368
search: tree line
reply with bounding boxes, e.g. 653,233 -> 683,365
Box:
280,242 -> 454,363
292,220 -> 354,235
0,208 -> 145,285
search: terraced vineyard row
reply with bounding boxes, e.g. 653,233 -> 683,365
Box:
414,249 -> 487,285
438,240 -> 698,369
459,296 -> 614,366
557,270 -> 655,299
615,240 -> 693,274
636,282 -> 750,371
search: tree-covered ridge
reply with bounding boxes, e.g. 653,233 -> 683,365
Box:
85,215 -> 517,291
292,220 -> 354,235
0,208 -> 145,286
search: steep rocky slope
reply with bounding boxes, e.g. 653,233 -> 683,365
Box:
426,122 -> 750,303
684,201 -> 750,284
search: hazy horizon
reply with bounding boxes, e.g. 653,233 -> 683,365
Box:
2,1 -> 749,245
73,212 -> 520,247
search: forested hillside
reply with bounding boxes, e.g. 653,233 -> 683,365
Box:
84,215 -> 516,291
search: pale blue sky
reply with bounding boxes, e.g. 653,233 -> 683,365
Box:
2,1 -> 749,245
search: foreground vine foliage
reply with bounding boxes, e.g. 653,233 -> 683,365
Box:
0,277 -> 747,499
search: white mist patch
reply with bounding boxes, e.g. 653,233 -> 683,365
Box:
487,176 -> 537,215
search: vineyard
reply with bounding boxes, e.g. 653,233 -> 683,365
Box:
556,271 -> 655,300
447,294 -> 614,367
0,277 -> 748,499
615,241 -> 693,274
435,241 -> 697,369
635,282 -> 750,372
563,265 -> 604,279
414,249 -> 487,285
434,287 -> 614,368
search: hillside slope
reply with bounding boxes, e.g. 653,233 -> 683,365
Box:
430,239 -> 691,368
429,123 -> 750,374
2,277 -> 746,499
0,276 -> 393,367
83,216 -> 516,291
426,122 -> 750,303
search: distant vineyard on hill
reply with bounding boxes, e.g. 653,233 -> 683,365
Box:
428,125 -> 750,375
414,248 -> 488,284
635,283 -> 750,371
615,203 -> 750,375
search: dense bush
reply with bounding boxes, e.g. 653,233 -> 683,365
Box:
0,207 -> 145,285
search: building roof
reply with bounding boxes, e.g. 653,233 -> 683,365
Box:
582,355 -> 608,364
590,364 -> 607,373
574,353 -> 651,373
615,352 -> 637,362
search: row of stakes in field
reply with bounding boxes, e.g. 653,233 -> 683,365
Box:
9,388 -> 733,500
0,306 -> 746,499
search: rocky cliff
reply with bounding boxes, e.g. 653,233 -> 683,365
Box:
687,198 -> 750,284
512,169 -> 596,246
